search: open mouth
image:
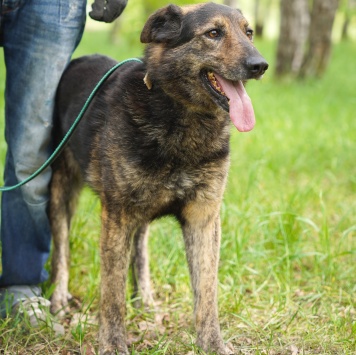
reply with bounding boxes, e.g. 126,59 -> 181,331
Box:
207,72 -> 227,97
201,70 -> 256,132
202,71 -> 230,112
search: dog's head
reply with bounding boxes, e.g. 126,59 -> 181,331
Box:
141,2 -> 268,132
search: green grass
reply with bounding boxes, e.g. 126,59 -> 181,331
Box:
0,27 -> 355,354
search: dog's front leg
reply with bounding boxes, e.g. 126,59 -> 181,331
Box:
99,206 -> 133,355
182,203 -> 233,355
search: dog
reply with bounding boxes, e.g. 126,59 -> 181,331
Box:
49,2 -> 268,354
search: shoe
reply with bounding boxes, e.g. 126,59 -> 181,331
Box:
0,285 -> 64,335
0,285 -> 42,319
12,295 -> 51,327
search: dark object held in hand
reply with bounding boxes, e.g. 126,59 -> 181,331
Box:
89,0 -> 128,23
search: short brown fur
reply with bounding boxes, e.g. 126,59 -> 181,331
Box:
49,3 -> 268,354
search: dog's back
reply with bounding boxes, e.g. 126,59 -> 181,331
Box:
55,55 -> 128,173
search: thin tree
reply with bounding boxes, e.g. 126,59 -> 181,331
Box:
341,0 -> 356,40
275,0 -> 310,76
300,0 -> 340,77
254,0 -> 273,38
275,0 -> 339,78
224,0 -> 239,8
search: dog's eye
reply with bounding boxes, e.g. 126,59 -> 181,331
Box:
206,29 -> 221,39
246,28 -> 254,40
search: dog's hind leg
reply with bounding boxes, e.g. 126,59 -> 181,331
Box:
131,224 -> 155,309
182,203 -> 234,355
49,150 -> 82,318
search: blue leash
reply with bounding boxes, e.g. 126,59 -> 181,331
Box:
0,58 -> 143,192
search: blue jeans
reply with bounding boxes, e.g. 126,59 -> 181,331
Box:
0,0 -> 86,286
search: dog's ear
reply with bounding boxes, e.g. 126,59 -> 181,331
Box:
140,4 -> 183,44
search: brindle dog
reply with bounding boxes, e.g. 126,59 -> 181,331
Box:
50,2 -> 268,354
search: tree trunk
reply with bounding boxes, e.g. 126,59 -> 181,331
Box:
224,0 -> 239,8
254,0 -> 273,38
254,0 -> 263,37
341,14 -> 350,40
299,0 -> 339,78
275,0 -> 310,76
341,0 -> 355,40
109,18 -> 122,45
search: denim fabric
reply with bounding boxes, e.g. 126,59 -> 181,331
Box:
0,0 -> 86,286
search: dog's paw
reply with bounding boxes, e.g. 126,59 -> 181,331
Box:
132,294 -> 156,310
197,338 -> 234,355
213,344 -> 235,355
225,342 -> 235,354
99,346 -> 129,355
50,291 -> 71,318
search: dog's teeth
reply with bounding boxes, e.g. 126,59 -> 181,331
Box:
207,71 -> 226,97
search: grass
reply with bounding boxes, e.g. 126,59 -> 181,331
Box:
0,25 -> 355,354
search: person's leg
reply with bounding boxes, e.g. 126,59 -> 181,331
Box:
0,0 -> 86,293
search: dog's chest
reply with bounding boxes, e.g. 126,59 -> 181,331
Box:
131,166 -> 203,202
118,159 -> 227,221
162,169 -> 197,196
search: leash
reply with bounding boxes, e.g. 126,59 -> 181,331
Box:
0,57 -> 143,192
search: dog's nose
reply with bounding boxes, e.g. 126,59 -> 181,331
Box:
246,57 -> 269,77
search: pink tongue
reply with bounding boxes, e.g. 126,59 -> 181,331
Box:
214,73 -> 255,132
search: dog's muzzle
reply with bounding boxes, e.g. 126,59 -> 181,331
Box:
245,56 -> 269,79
